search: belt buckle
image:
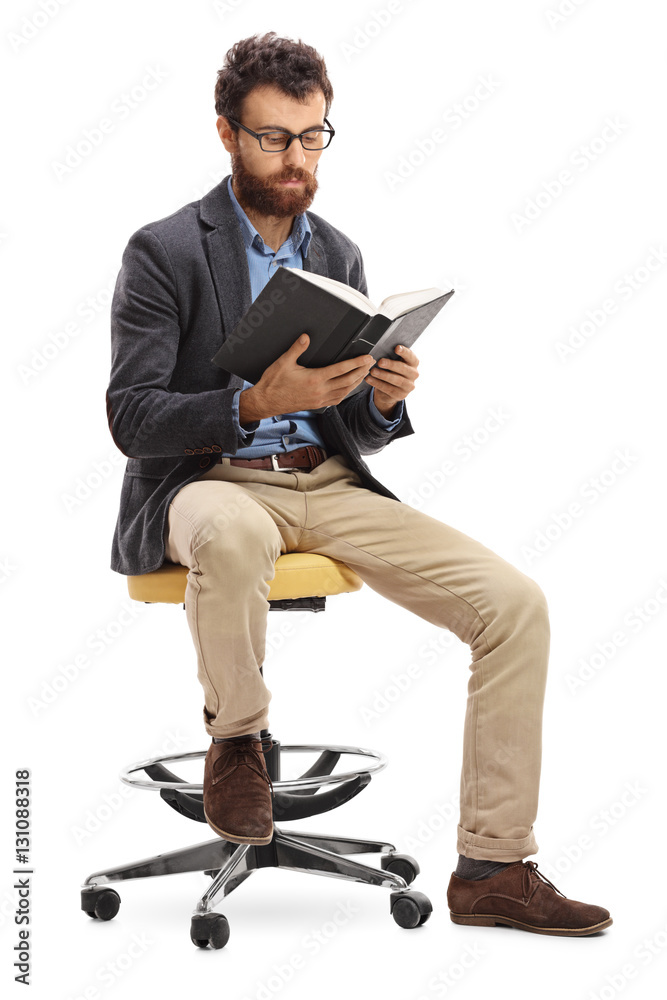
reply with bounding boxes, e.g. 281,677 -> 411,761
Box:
270,453 -> 288,472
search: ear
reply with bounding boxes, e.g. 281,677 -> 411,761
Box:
216,116 -> 237,154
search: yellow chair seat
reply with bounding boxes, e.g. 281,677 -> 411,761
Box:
127,552 -> 363,604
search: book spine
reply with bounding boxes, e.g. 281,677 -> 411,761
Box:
305,308 -> 367,367
332,313 -> 393,363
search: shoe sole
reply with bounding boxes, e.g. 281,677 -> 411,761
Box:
203,808 -> 273,846
450,912 -> 613,936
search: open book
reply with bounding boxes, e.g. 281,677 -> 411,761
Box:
211,266 -> 454,407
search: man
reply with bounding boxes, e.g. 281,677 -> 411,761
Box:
106,32 -> 611,935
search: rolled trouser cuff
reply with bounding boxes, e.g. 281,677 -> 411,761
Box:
456,824 -> 538,861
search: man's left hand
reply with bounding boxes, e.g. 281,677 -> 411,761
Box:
365,344 -> 420,419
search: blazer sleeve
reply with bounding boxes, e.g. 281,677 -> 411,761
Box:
106,229 -> 258,458
334,241 -> 414,453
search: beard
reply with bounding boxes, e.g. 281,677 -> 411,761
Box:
230,149 -> 319,218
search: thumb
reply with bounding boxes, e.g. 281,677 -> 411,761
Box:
290,333 -> 309,357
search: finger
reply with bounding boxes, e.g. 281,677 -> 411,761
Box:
375,352 -> 418,373
372,360 -> 416,381
366,369 -> 401,388
394,345 -> 419,366
336,361 -> 374,386
339,354 -> 374,374
373,358 -> 403,374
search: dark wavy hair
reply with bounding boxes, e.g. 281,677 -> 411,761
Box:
214,32 -> 333,132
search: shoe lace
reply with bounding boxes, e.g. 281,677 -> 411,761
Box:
523,860 -> 567,899
213,736 -> 274,795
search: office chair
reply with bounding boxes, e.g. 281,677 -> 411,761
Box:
80,553 -> 432,949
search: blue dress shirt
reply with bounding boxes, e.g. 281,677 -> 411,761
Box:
222,175 -> 404,457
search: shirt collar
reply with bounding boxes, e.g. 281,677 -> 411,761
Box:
227,175 -> 312,259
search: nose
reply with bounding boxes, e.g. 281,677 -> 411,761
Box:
283,138 -> 306,169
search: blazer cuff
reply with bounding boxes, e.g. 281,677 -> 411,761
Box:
368,388 -> 405,429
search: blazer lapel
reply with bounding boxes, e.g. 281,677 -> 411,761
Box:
200,173 -> 330,390
200,175 -> 252,350
302,230 -> 328,278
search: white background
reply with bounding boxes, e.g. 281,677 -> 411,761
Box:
2,0 -> 666,997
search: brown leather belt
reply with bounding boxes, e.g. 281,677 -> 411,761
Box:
218,445 -> 328,472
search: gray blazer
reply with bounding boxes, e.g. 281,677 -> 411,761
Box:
106,173 -> 415,576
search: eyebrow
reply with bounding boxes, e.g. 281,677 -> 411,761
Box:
255,122 -> 324,131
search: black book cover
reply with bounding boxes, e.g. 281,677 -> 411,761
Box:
211,266 -> 454,405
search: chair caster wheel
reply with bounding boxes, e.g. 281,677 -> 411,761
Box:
81,887 -> 121,921
381,853 -> 420,885
390,890 -> 433,928
190,912 -> 230,950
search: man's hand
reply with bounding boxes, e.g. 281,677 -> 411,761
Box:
239,333 -> 375,423
364,344 -> 420,419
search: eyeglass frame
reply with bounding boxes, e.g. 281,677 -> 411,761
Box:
223,115 -> 335,152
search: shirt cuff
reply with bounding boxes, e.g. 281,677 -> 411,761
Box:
232,387 -> 260,443
368,388 -> 404,429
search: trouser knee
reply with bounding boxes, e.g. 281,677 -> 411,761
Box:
193,508 -> 281,587
192,491 -> 260,548
490,569 -> 550,633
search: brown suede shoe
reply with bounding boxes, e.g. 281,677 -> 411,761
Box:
447,861 -> 612,936
203,735 -> 274,845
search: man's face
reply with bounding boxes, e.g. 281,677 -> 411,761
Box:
217,83 -> 326,217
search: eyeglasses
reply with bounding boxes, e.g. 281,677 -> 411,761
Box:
224,116 -> 335,152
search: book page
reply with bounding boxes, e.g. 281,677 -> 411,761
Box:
379,287 -> 449,320
282,267 -> 376,314
284,268 -> 450,322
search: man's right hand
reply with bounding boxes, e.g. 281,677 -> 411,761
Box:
238,333 -> 375,425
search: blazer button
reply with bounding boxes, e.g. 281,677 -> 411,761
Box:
211,445 -> 222,452
203,446 -> 213,454
184,449 -> 194,455
199,457 -> 210,468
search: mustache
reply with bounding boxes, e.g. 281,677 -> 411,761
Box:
269,168 -> 311,183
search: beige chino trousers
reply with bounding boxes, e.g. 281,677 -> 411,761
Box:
163,452 -> 550,861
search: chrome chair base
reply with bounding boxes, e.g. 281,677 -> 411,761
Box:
81,738 -> 433,946
83,827 -> 409,904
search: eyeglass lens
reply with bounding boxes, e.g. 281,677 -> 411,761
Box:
260,130 -> 332,151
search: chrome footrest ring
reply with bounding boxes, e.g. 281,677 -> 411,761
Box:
119,743 -> 388,792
